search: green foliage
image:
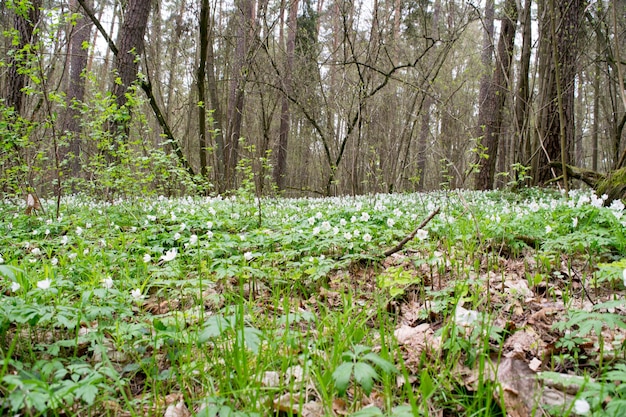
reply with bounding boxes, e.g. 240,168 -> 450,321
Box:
332,344 -> 397,396
0,189 -> 625,415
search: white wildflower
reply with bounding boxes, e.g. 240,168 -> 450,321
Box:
143,253 -> 152,263
312,227 -> 320,235
573,399 -> 590,415
207,230 -> 214,239
360,212 -> 370,222
51,257 -> 58,266
455,304 -> 479,327
76,226 -> 83,236
610,199 -> 625,212
10,282 -> 20,292
102,276 -> 114,289
189,234 -> 198,245
363,233 -> 372,242
173,232 -> 181,241
340,219 -> 347,226
31,248 -> 41,256
387,218 -> 396,228
308,217 -> 316,225
37,278 -> 52,290
416,229 -> 428,240
545,225 -> 552,234
244,251 -> 253,261
160,248 -> 177,262
344,232 -> 352,240
131,288 -> 143,300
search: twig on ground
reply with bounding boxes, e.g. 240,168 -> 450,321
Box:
383,207 -> 441,257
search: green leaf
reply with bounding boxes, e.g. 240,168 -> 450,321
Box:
332,362 -> 354,396
0,264 -> 21,281
419,369 -> 435,400
363,352 -> 397,374
353,362 -> 378,395
198,315 -> 231,343
76,383 -> 98,405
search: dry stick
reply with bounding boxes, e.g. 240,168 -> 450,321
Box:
383,207 -> 441,257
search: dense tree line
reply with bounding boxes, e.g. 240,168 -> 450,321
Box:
0,0 -> 625,198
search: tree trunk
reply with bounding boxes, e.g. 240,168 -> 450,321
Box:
61,0 -> 93,177
225,0 -> 254,189
416,0 -> 441,190
198,0 -> 210,178
514,0 -> 532,168
273,0 -> 298,191
475,0 -> 518,190
4,0 -> 41,115
534,0 -> 583,184
110,0 -> 152,138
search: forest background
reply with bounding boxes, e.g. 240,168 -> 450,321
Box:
1,0 -> 625,199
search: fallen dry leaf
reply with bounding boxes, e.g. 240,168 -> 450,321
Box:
163,400 -> 191,417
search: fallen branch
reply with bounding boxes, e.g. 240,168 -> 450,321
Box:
384,207 -> 440,257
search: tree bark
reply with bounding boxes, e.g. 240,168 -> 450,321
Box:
225,0 -> 254,188
4,0 -> 41,115
475,0 -> 518,190
514,0 -> 532,168
535,0 -> 584,185
61,0 -> 93,177
109,0 -> 152,138
273,0 -> 299,191
198,0 -> 210,178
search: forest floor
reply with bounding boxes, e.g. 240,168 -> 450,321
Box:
1,188 -> 626,416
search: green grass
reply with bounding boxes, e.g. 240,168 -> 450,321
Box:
1,189 -> 626,416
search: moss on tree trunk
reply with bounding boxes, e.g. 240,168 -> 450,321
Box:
551,162 -> 626,201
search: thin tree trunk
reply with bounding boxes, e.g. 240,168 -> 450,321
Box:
225,0 -> 254,189
515,0 -> 532,167
61,0 -> 92,178
416,0 -> 441,190
273,0 -> 298,191
198,0 -> 210,178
